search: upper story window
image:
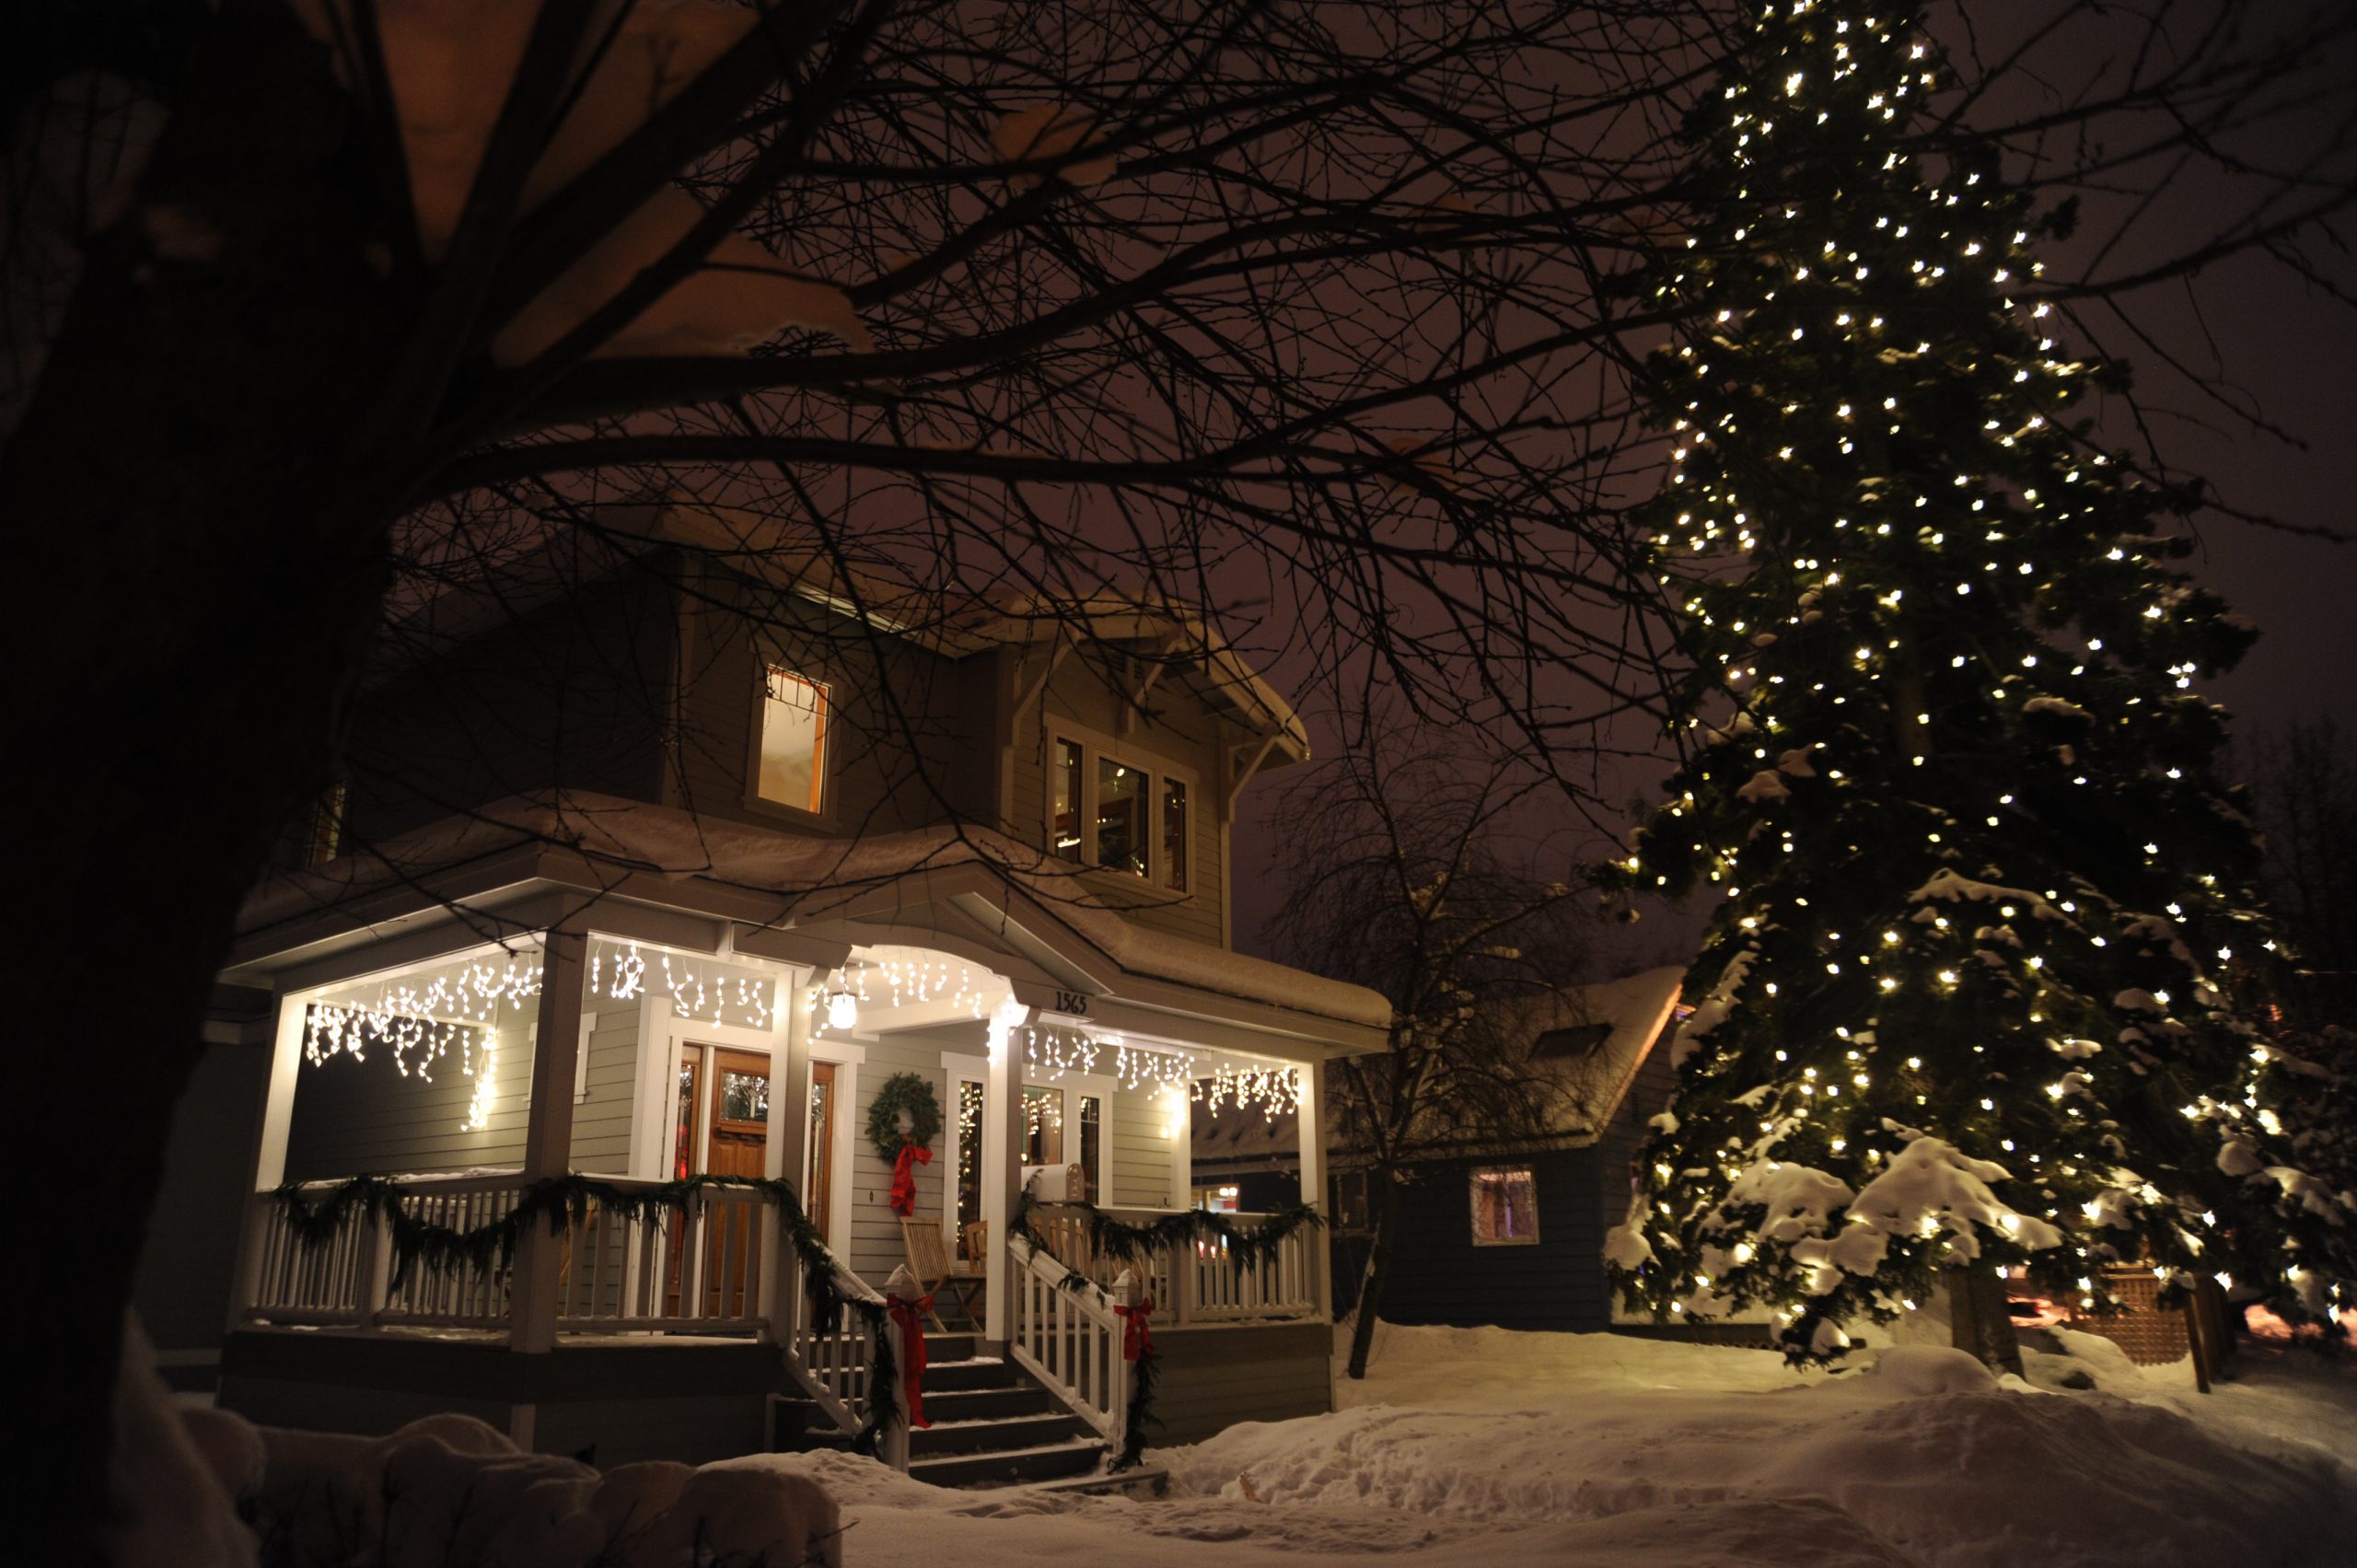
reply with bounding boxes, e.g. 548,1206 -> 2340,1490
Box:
1048,731 -> 1192,890
757,665 -> 830,814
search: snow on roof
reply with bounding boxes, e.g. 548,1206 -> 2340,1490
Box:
1526,965 -> 1686,1138
239,793 -> 1389,1035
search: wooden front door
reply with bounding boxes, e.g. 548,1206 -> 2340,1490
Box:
806,1061 -> 838,1247
664,1044 -> 771,1321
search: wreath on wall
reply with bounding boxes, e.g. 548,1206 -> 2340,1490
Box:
868,1073 -> 945,1216
866,1072 -> 943,1163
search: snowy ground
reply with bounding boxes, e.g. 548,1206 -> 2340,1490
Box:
746,1322 -> 2357,1567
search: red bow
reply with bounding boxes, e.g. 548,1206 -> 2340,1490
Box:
885,1294 -> 932,1429
1115,1296 -> 1155,1362
888,1142 -> 933,1216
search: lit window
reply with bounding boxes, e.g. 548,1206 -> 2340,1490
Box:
1161,777 -> 1190,891
1192,1183 -> 1242,1214
1470,1167 -> 1539,1246
1049,733 -> 1196,889
1051,739 -> 1085,856
1096,756 -> 1148,877
756,666 -> 830,812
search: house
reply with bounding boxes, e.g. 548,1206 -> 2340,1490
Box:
167,502 -> 1387,1484
1190,966 -> 1688,1336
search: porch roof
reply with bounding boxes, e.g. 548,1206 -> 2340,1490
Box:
226,792 -> 1389,1058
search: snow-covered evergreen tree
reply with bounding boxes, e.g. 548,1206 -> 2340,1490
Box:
1604,0 -> 2353,1359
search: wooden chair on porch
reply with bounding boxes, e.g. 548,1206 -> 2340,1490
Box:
901,1218 -> 984,1331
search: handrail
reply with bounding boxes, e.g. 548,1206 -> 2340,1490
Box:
1020,1202 -> 1321,1327
1006,1234 -> 1132,1447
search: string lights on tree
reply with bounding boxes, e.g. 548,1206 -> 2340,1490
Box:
1601,0 -> 2352,1362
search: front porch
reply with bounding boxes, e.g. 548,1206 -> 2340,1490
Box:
220,887 -> 1368,1474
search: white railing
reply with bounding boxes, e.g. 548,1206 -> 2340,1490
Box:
1008,1234 -> 1132,1446
1027,1204 -> 1323,1327
240,1171 -> 910,1469
552,1179 -> 772,1334
245,1174 -> 778,1337
782,1259 -> 886,1439
1176,1212 -> 1320,1322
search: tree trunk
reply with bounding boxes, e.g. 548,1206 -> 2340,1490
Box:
1945,1261 -> 2026,1376
1344,1169 -> 1403,1379
0,17 -> 408,1554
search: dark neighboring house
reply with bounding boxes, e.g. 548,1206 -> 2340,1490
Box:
1192,966 -> 1688,1335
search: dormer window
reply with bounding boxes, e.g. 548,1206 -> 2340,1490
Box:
757,665 -> 830,814
1049,732 -> 1192,890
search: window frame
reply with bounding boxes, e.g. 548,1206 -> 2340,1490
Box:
1468,1165 -> 1541,1248
1043,724 -> 1198,894
747,658 -> 835,823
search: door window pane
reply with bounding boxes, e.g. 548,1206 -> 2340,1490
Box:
1022,1086 -> 1063,1165
757,666 -> 830,812
672,1047 -> 702,1179
1051,739 -> 1085,858
1078,1095 -> 1102,1203
1470,1167 -> 1539,1245
957,1080 -> 985,1247
1161,778 -> 1189,891
1096,758 -> 1146,876
719,1068 -> 770,1124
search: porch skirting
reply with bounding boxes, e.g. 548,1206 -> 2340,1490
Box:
1132,1319 -> 1333,1446
217,1330 -> 800,1467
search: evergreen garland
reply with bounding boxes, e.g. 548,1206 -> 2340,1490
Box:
270,1172 -> 899,1442
1009,1193 -> 1325,1469
864,1072 -> 943,1163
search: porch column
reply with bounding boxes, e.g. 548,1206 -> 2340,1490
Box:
981,996 -> 1030,1348
1295,1057 -> 1331,1316
226,991 -> 315,1330
762,967 -> 816,1343
508,928 -> 587,1353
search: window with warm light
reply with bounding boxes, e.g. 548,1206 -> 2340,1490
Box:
756,665 -> 830,813
1161,778 -> 1189,891
1045,731 -> 1195,889
1469,1167 -> 1538,1246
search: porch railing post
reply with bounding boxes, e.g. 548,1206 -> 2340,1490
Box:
510,927 -> 588,1353
981,996 -> 1029,1348
356,1197 -> 393,1330
762,963 -> 816,1347
1295,1057 -> 1331,1319
1173,1233 -> 1197,1328
879,1265 -> 916,1471
227,993 -> 313,1331
1109,1267 -> 1139,1458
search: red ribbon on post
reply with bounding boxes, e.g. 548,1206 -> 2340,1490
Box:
888,1142 -> 933,1216
884,1293 -> 932,1429
1115,1295 -> 1155,1362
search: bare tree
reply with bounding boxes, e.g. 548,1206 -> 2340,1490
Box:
5,0 -> 2355,1546
1260,704 -> 1597,1378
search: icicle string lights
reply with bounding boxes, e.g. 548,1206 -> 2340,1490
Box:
808,950 -> 990,1037
1191,1063 -> 1303,1123
305,940 -> 780,1096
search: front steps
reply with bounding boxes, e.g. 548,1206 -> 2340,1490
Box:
772,1332 -> 1109,1489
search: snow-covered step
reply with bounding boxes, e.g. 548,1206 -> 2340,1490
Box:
909,1435 -> 1108,1490
909,1410 -> 1089,1458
